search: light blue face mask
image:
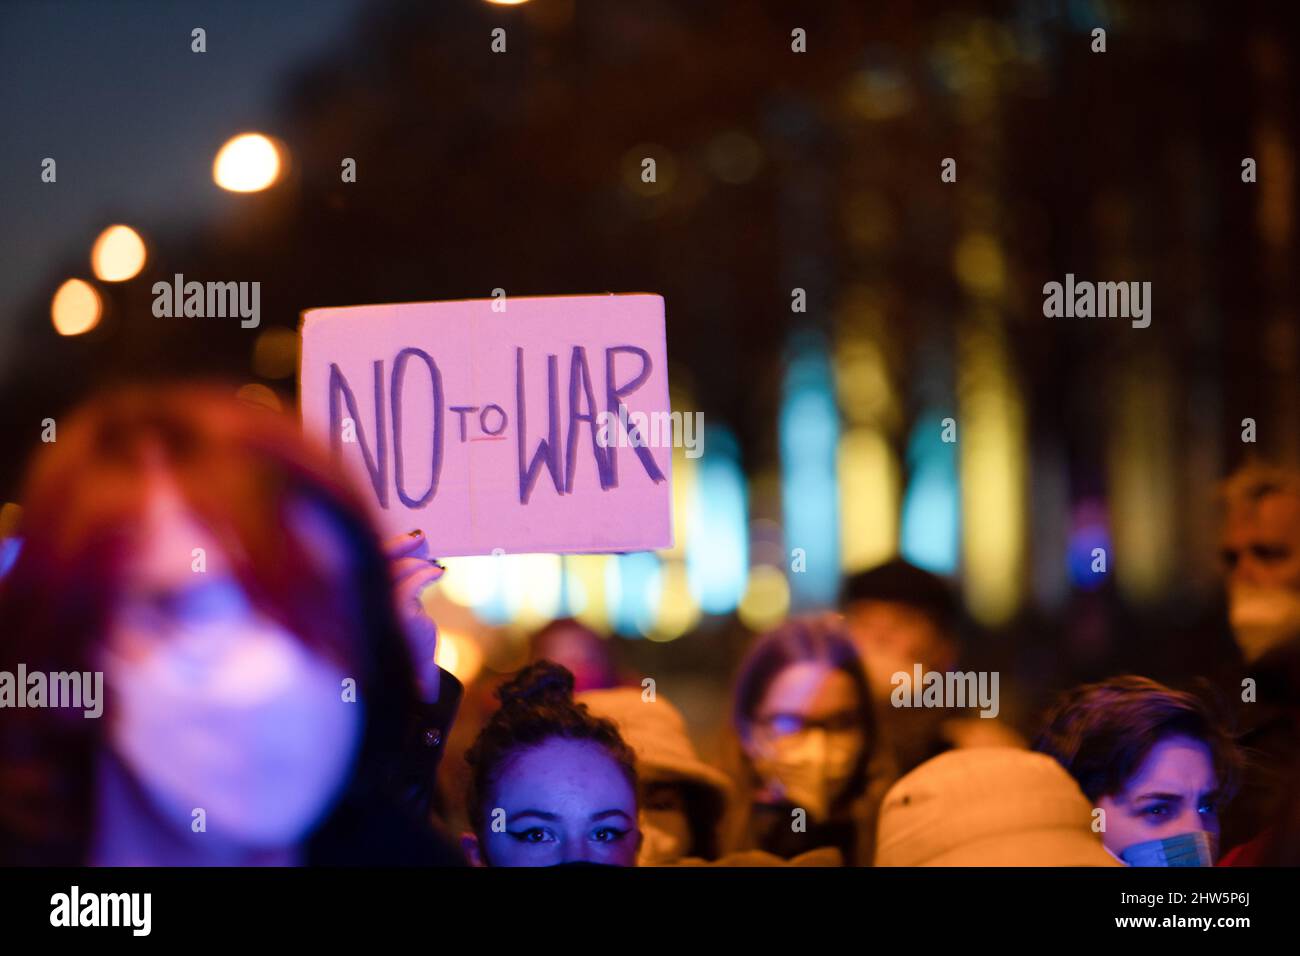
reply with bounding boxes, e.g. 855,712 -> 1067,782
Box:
1120,831 -> 1217,867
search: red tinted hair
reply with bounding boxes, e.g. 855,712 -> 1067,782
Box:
0,383 -> 416,862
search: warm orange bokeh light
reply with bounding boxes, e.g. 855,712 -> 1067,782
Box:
213,133 -> 282,192
91,224 -> 147,282
234,382 -> 283,412
251,327 -> 300,380
435,628 -> 485,685
50,279 -> 102,336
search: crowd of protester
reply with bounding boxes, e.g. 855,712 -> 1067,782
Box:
2,384 -> 1299,867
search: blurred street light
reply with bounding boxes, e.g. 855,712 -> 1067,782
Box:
213,133 -> 283,192
91,224 -> 146,282
50,278 -> 102,336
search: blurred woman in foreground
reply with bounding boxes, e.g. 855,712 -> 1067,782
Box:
0,385 -> 461,865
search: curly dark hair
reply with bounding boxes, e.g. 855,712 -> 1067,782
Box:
1033,675 -> 1240,804
464,660 -> 638,834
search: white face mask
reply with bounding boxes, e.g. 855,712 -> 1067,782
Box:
752,729 -> 863,822
1228,584 -> 1300,664
103,616 -> 362,849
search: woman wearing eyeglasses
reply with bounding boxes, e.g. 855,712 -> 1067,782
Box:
725,614 -> 896,865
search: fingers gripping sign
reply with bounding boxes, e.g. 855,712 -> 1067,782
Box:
384,529 -> 445,702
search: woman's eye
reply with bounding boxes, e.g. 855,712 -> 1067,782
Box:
1198,801 -> 1218,815
644,792 -> 682,812
592,827 -> 628,843
509,828 -> 552,844
1142,804 -> 1169,817
767,715 -> 805,736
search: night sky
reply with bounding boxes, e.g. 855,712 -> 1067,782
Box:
0,0 -> 364,372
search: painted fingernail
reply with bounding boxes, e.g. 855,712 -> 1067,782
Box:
408,529 -> 423,538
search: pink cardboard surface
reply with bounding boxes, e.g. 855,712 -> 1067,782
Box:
299,294 -> 673,555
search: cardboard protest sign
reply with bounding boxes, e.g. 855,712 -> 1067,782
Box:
300,294 -> 673,556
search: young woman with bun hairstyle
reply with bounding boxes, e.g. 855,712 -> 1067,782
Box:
462,660 -> 642,866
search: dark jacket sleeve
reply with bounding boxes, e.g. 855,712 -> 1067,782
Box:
305,667 -> 467,865
397,667 -> 464,822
